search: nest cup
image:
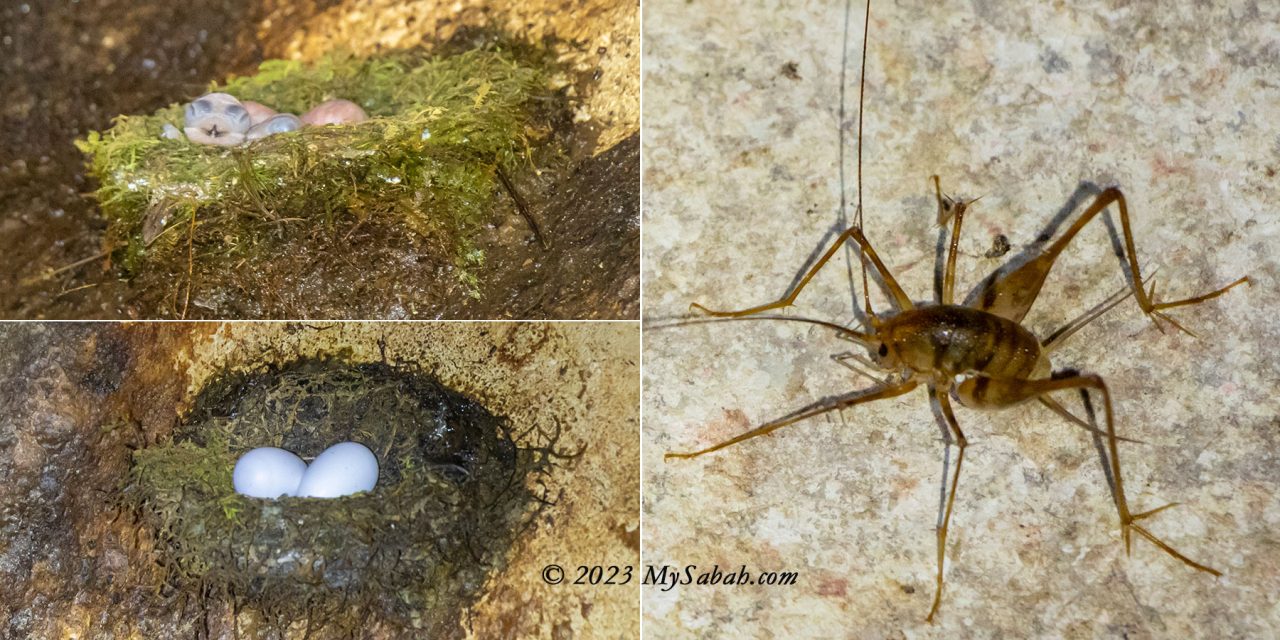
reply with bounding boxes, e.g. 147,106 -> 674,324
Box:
127,358 -> 555,635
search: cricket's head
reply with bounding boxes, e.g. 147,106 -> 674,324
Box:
676,307 -> 907,377
736,313 -> 902,375
861,335 -> 899,371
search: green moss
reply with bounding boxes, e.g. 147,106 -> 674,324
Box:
77,48 -> 554,282
124,359 -> 561,637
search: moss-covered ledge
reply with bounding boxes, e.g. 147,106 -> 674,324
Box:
77,47 -> 557,294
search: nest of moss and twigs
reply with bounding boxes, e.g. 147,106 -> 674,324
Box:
124,358 -> 565,638
76,46 -> 560,295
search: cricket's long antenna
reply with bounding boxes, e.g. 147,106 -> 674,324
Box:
856,0 -> 870,221
650,313 -> 875,348
838,0 -> 857,316
856,0 -> 874,322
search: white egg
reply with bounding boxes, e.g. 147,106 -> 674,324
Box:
233,447 -> 307,499
295,442 -> 379,498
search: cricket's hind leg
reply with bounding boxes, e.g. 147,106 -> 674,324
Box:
969,187 -> 1249,333
955,373 -> 1221,576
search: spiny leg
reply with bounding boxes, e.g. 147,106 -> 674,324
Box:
972,187 -> 1249,331
1041,280 -> 1137,353
1036,395 -> 1144,444
958,373 -> 1220,575
1039,279 -> 1156,452
690,226 -> 915,318
926,385 -> 968,623
665,379 -> 918,460
933,175 -> 971,306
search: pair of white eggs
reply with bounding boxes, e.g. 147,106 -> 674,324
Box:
233,442 -> 379,499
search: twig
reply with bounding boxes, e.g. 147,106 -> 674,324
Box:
54,282 -> 101,299
495,165 -> 548,249
19,250 -> 110,286
182,206 -> 197,319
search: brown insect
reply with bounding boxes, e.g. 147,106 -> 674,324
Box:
664,0 -> 1251,622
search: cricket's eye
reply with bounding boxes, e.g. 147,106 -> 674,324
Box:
878,343 -> 889,358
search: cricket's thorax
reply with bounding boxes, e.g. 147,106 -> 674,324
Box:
880,304 -> 1046,382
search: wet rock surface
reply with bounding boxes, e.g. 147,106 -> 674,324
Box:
462,132 -> 640,319
0,0 -> 271,318
0,324 -> 194,639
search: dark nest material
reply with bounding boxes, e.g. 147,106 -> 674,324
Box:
76,47 -> 557,295
124,358 -> 564,637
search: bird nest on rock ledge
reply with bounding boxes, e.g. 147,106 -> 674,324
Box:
123,358 -> 565,637
77,45 -> 559,293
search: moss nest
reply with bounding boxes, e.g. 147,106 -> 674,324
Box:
76,45 -> 559,290
126,358 -> 560,637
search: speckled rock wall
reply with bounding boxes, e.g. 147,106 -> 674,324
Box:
643,0 -> 1279,636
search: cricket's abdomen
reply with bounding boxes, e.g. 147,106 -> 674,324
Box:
881,304 -> 1046,384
